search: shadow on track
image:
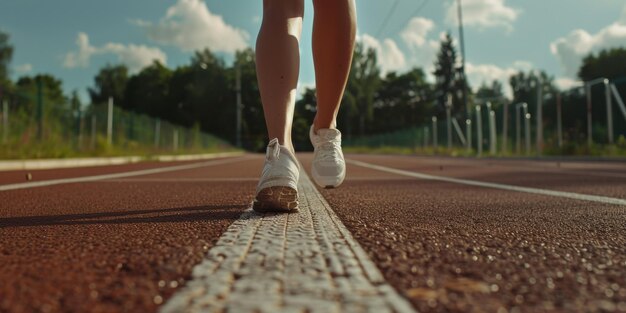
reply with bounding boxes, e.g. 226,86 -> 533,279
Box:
0,204 -> 248,228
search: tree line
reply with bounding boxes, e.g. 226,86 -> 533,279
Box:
1,29 -> 625,152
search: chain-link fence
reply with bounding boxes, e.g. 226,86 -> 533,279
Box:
0,97 -> 233,159
345,79 -> 626,156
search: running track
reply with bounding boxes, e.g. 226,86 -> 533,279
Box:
0,154 -> 625,312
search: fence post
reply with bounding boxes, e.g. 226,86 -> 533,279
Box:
154,118 -> 161,148
432,116 -> 438,150
525,112 -> 532,155
236,63 -> 243,148
2,100 -> 8,144
585,83 -> 593,147
516,104 -> 521,154
37,77 -> 43,141
91,114 -> 97,149
107,97 -> 113,146
502,102 -> 508,154
476,105 -> 482,156
605,80 -> 613,144
173,129 -> 179,152
557,93 -> 563,148
446,95 -> 452,150
489,110 -> 497,155
423,126 -> 429,148
536,76 -> 543,155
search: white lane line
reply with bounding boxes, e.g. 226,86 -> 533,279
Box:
348,159 -> 626,206
161,170 -> 416,313
0,156 -> 253,192
102,178 -> 260,182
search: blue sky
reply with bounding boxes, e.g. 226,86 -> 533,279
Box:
2,0 -> 626,102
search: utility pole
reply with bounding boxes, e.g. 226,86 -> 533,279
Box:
456,0 -> 469,121
235,63 -> 243,148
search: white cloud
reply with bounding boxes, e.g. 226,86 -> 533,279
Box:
466,61 -> 533,98
401,18 -> 435,48
63,32 -> 167,72
550,10 -> 626,78
135,0 -> 249,53
445,0 -> 519,32
360,34 -> 407,74
14,63 -> 33,74
554,77 -> 583,90
63,33 -> 97,68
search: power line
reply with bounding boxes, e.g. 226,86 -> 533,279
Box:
375,0 -> 400,38
407,0 -> 430,22
391,0 -> 430,35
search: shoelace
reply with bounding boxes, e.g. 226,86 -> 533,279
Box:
266,138 -> 281,161
316,140 -> 341,162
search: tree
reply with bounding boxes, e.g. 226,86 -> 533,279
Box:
293,87 -> 317,151
510,71 -> 556,108
88,64 -> 129,106
0,30 -> 14,96
372,68 -> 434,133
342,43 -> 381,137
0,30 -> 13,81
475,80 -> 506,105
578,48 -> 626,82
433,32 -> 467,118
578,48 -> 626,138
124,60 -> 172,117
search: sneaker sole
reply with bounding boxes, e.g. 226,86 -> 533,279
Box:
253,186 -> 299,212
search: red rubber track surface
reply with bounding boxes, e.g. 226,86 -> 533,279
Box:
299,154 -> 626,312
1,154 -> 625,312
0,156 -> 261,313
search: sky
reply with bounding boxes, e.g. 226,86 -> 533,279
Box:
2,0 -> 626,102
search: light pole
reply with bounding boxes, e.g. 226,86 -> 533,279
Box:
456,0 -> 468,121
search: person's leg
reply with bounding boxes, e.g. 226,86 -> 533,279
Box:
256,0 -> 304,153
311,0 -> 357,132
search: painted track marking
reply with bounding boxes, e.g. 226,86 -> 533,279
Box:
0,156 -> 253,192
160,169 -> 415,313
348,159 -> 626,206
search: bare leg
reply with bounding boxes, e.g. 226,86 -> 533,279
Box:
312,0 -> 357,132
256,0 -> 304,152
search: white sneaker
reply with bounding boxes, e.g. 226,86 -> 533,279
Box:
309,126 -> 346,188
253,138 -> 300,212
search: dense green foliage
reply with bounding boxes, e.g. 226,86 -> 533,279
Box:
0,28 -> 624,157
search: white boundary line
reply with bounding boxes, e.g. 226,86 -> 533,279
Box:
0,152 -> 244,171
0,156 -> 253,192
160,170 -> 416,312
347,159 -> 626,206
